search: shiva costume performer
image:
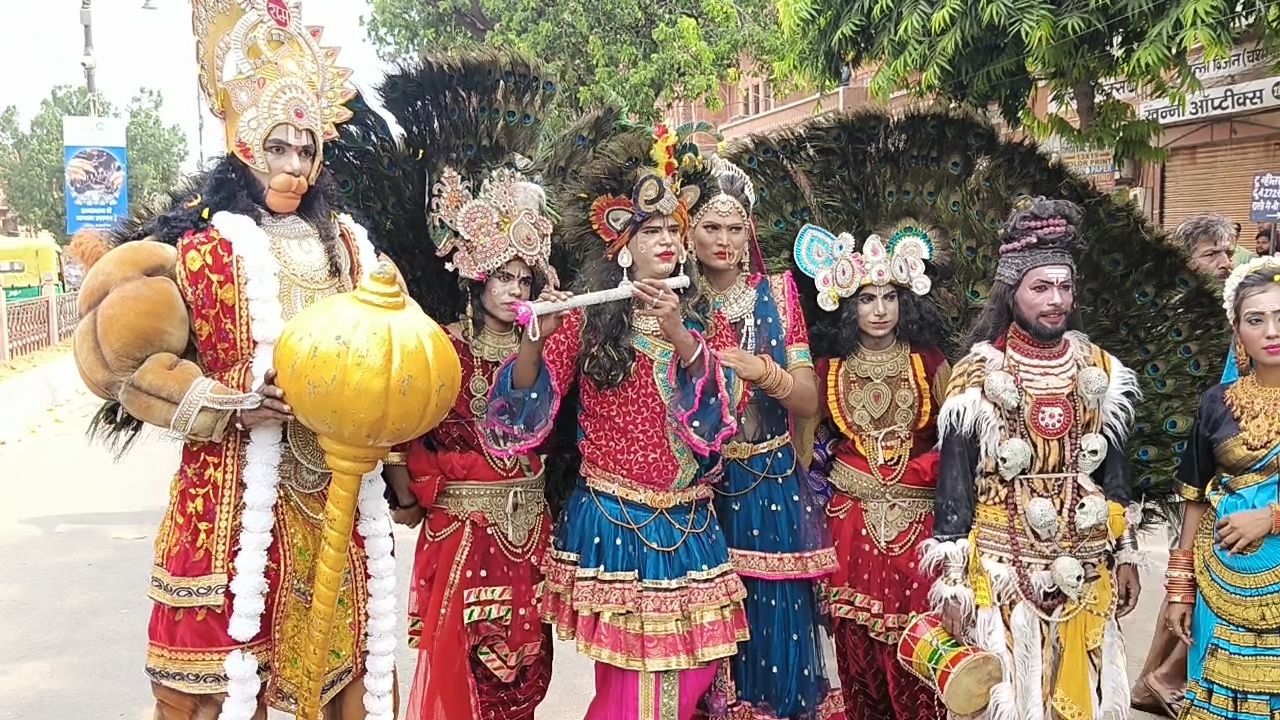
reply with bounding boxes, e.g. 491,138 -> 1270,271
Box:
1173,256 -> 1280,720
689,161 -> 841,720
340,55 -> 561,720
926,197 -> 1143,720
72,1 -> 397,718
792,223 -> 948,720
483,123 -> 749,720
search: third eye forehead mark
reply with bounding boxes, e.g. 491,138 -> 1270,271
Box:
281,126 -> 311,146
1044,269 -> 1071,283
1244,304 -> 1280,318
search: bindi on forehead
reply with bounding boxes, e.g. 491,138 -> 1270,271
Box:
1043,268 -> 1071,283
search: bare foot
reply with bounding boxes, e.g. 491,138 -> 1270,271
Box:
1133,675 -> 1184,718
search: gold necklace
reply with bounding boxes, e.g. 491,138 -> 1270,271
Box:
1225,374 -> 1280,451
466,325 -> 520,363
708,275 -> 755,324
632,312 -> 663,336
845,341 -> 914,427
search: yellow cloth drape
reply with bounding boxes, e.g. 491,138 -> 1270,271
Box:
1051,568 -> 1111,720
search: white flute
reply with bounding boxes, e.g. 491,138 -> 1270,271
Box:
515,275 -> 690,340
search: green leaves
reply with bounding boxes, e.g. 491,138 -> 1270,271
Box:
364,0 -> 775,124
779,0 -> 1280,159
0,85 -> 187,240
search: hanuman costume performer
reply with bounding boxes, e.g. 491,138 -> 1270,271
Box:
1164,256 -> 1280,720
483,124 -> 749,720
373,56 -> 560,720
687,161 -> 841,720
793,223 -> 948,720
925,197 -> 1143,720
72,2 -> 397,718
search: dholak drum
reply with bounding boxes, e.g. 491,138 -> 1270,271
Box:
896,612 -> 1003,716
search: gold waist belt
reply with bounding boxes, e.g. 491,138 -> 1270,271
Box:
581,460 -> 711,509
435,477 -> 546,545
829,460 -> 934,502
829,460 -> 933,551
723,433 -> 792,461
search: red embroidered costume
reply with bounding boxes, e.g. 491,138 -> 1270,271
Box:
393,336 -> 553,720
72,2 -> 396,718
815,345 -> 949,720
793,224 -> 948,720
366,56 -> 563,720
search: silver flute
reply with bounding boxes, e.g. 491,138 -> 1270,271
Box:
516,275 -> 691,340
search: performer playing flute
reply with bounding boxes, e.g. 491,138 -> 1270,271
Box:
483,123 -> 749,720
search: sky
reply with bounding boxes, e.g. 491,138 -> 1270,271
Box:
0,0 -> 395,171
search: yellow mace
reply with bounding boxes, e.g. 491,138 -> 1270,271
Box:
273,261 -> 461,720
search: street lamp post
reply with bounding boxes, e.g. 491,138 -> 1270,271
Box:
80,0 -> 98,116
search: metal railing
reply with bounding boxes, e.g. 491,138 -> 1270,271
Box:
0,289 -> 80,363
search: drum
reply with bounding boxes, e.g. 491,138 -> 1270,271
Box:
896,612 -> 1003,716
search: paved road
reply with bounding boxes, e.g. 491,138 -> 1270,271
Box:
0,355 -> 1161,719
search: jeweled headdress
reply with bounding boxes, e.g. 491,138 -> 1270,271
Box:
192,0 -> 356,181
794,223 -> 934,311
588,123 -> 705,259
431,164 -> 558,286
689,156 -> 756,227
1223,255 -> 1280,326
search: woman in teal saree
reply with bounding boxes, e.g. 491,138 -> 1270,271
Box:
1167,257 -> 1280,720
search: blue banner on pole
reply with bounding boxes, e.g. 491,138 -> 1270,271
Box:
63,116 -> 128,236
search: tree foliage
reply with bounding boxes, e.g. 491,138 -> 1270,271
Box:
363,0 -> 778,121
777,0 -> 1280,160
0,85 -> 188,239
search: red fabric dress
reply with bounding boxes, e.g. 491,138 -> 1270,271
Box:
816,344 -> 948,720
146,221 -> 373,712
398,333 -> 553,720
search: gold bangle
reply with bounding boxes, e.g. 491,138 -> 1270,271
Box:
384,451 -> 408,466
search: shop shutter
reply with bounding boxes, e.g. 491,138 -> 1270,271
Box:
1162,138 -> 1280,251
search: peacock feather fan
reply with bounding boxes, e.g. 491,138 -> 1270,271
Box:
727,108 -> 1227,512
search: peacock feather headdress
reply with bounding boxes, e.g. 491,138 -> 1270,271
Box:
325,52 -> 559,321
553,121 -> 712,263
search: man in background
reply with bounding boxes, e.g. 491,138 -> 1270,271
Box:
1131,211 -> 1237,717
1173,213 -> 1235,282
1256,222 -> 1277,257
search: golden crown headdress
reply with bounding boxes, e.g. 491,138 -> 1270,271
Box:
192,0 -> 355,181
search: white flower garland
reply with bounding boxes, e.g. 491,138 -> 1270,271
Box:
216,211 -> 286,720
214,213 -> 395,719
357,468 -> 398,719
343,214 -> 398,720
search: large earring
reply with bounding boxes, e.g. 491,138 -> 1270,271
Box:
1236,334 -> 1250,375
617,246 -> 633,282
